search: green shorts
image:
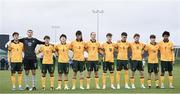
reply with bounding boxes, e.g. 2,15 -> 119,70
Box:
161,61 -> 173,73
72,60 -> 85,72
148,63 -> 159,73
103,62 -> 114,72
58,63 -> 69,74
41,64 -> 54,74
11,63 -> 23,73
86,61 -> 99,72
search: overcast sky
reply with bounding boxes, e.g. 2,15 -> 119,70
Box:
0,0 -> 180,45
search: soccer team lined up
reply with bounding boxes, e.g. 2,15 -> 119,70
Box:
7,30 -> 175,91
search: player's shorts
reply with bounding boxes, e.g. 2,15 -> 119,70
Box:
58,63 -> 69,74
148,63 -> 159,73
41,64 -> 54,74
86,61 -> 99,72
116,60 -> 129,71
10,63 -> 23,73
103,62 -> 114,72
161,61 -> 173,73
72,60 -> 85,72
130,60 -> 144,71
23,58 -> 38,70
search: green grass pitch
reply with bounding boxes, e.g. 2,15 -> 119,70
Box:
0,61 -> 180,93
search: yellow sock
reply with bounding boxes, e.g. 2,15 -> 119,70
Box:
11,74 -> 16,87
102,73 -> 106,85
95,77 -> 99,86
130,77 -> 134,85
18,73 -> 22,86
58,80 -> 62,87
72,79 -> 76,87
50,76 -> 54,87
41,76 -> 46,87
116,71 -> 120,84
147,79 -> 151,86
86,77 -> 90,86
124,70 -> 129,84
140,77 -> 144,85
80,79 -> 84,87
64,80 -> 68,87
168,76 -> 173,85
160,76 -> 164,84
110,73 -> 114,85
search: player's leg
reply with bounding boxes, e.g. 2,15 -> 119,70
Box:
109,62 -> 115,89
160,61 -> 166,88
79,61 -> 85,89
138,61 -> 145,88
147,63 -> 152,88
72,60 -> 78,90
23,59 -> 30,90
86,61 -> 92,89
116,60 -> 122,89
17,63 -> 23,90
130,61 -> 136,89
10,63 -> 16,90
168,62 -> 174,88
64,63 -> 69,89
123,61 -> 130,89
102,62 -> 107,89
49,64 -> 55,90
31,59 -> 38,90
94,61 -> 100,89
154,64 -> 159,88
57,63 -> 63,90
41,64 -> 46,90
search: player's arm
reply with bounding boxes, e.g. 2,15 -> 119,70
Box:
113,43 -> 118,53
171,43 -> 175,63
69,41 -> 73,51
7,43 -> 12,69
10,38 -> 24,42
36,38 -> 45,44
142,43 -> 146,55
54,45 -> 59,56
99,43 -> 105,56
36,46 -> 42,55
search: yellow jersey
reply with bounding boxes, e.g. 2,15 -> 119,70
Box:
85,40 -> 100,61
159,41 -> 174,61
116,41 -> 130,60
39,44 -> 55,64
130,42 -> 145,61
8,41 -> 24,63
101,42 -> 116,63
55,43 -> 70,63
144,43 -> 159,63
70,40 -> 85,61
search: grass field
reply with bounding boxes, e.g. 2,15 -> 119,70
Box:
0,61 -> 180,93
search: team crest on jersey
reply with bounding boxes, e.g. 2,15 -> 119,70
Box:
109,48 -> 112,52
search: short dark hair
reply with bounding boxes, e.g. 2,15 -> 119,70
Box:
27,29 -> 33,32
44,35 -> 50,40
162,31 -> 170,37
90,32 -> 96,35
150,34 -> 156,39
76,30 -> 82,36
60,34 -> 67,39
12,32 -> 19,36
133,33 -> 140,38
121,32 -> 127,36
106,33 -> 112,37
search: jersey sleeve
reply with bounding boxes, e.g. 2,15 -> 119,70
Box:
36,38 -> 45,44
